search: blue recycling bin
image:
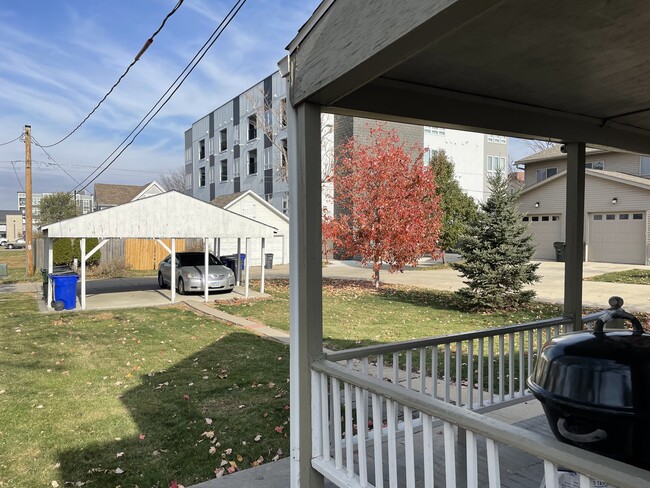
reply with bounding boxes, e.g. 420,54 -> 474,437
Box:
50,273 -> 79,310
239,253 -> 246,270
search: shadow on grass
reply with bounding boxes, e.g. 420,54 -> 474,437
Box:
57,332 -> 290,487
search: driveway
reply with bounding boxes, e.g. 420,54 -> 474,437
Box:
255,258 -> 650,313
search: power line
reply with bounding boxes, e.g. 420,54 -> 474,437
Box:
40,0 -> 185,148
10,161 -> 24,191
0,133 -> 24,146
72,0 -> 247,193
31,136 -> 81,185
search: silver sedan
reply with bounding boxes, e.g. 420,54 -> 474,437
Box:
158,252 -> 235,295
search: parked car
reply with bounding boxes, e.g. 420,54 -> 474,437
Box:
0,238 -> 7,246
5,239 -> 26,250
158,252 -> 236,295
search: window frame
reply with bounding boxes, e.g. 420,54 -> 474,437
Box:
248,115 -> 257,141
220,159 -> 228,182
199,166 -> 206,187
219,128 -> 227,152
248,149 -> 258,175
199,139 -> 206,160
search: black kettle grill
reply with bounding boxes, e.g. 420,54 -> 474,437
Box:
527,297 -> 650,469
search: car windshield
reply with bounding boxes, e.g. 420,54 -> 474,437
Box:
178,254 -> 223,267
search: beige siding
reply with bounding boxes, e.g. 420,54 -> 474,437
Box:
524,153 -> 644,186
518,173 -> 650,264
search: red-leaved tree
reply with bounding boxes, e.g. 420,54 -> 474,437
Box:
326,125 -> 443,287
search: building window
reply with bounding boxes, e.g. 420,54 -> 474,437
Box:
586,161 -> 605,170
541,216 -> 549,221
185,147 -> 192,164
220,128 -> 227,152
487,134 -> 507,144
641,156 -> 650,175
199,167 -> 206,187
233,160 -> 240,178
265,193 -> 273,203
248,115 -> 257,140
593,214 -> 603,220
536,167 -> 558,182
185,174 -> 192,190
280,99 -> 287,127
281,138 -> 288,171
264,147 -> 273,170
606,214 -> 615,220
487,155 -> 506,173
248,150 -> 257,175
220,160 -> 228,182
424,127 -> 445,135
198,139 -> 206,160
209,165 -> 215,184
532,216 -> 539,221
282,192 -> 289,215
633,213 -> 643,220
522,216 -> 529,222
619,213 -> 629,220
552,216 -> 559,221
209,137 -> 214,155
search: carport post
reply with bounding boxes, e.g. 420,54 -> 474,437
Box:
217,238 -> 221,258
260,237 -> 266,294
245,238 -> 250,298
236,238 -> 241,286
171,238 -> 176,304
204,238 -> 209,303
80,238 -> 86,310
47,238 -> 53,309
564,142 -> 586,331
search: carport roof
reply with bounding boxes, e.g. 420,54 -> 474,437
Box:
41,191 -> 278,239
286,0 -> 650,154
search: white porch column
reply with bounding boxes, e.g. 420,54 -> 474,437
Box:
564,142 -> 586,330
204,238 -> 209,303
80,237 -> 86,310
288,100 -> 324,487
260,237 -> 266,294
245,238 -> 251,298
171,238 -> 176,304
47,238 -> 53,309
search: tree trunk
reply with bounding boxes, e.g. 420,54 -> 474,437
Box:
373,263 -> 380,288
442,251 -> 446,264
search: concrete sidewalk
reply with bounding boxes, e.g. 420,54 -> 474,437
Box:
253,259 -> 650,313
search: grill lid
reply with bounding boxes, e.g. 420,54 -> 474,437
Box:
528,298 -> 650,412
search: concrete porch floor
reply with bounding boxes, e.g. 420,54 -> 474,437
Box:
190,399 -> 551,488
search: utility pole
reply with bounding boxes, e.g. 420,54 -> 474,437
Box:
24,125 -> 34,276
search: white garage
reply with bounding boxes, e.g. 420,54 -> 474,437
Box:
588,211 -> 646,264
523,214 -> 562,260
211,190 -> 290,266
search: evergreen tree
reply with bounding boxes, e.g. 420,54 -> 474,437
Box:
452,170 -> 539,310
429,150 -> 477,261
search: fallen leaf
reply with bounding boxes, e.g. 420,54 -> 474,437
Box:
237,454 -> 243,462
139,434 -> 146,440
274,426 -> 284,433
209,446 -> 217,455
202,431 -> 215,439
254,435 -> 261,442
215,467 -> 225,477
51,482 -> 60,488
205,418 -> 213,425
220,460 -> 228,467
116,452 -> 124,458
183,394 -> 190,400
115,467 -> 124,474
225,448 -> 232,455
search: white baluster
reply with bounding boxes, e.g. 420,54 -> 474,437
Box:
468,339 -> 474,409
332,377 -> 343,470
355,387 -> 368,487
544,460 -> 559,488
321,373 -> 330,461
508,333 -> 515,399
422,413 -> 434,488
456,341 -> 462,407
372,393 -> 384,488
466,430 -> 478,488
344,382 -> 354,477
404,406 -> 415,488
443,422 -> 456,488
486,438 -> 501,488
444,344 -> 451,403
478,337 -> 484,407
387,400 -> 398,488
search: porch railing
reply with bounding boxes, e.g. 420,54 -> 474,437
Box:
325,313 -> 604,413
311,358 -> 650,488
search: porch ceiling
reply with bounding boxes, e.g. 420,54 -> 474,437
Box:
287,0 -> 650,154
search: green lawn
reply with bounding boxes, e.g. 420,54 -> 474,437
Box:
0,293 -> 290,487
214,279 -> 565,351
586,268 -> 650,285
0,249 -> 40,284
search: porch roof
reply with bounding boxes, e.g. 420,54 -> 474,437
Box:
285,0 -> 650,154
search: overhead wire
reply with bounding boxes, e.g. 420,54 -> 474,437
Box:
11,161 -> 24,191
31,136 -> 81,185
71,0 -> 248,193
0,133 -> 25,146
40,0 -> 185,148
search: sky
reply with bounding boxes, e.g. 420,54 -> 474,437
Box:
0,0 -> 535,211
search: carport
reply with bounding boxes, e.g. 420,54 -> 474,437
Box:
40,191 -> 278,310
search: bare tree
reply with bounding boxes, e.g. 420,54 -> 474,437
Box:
244,88 -> 334,184
159,166 -> 187,193
524,139 -> 558,154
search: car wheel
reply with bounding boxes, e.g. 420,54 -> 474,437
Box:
6,244 -> 13,249
158,272 -> 166,289
177,278 -> 185,295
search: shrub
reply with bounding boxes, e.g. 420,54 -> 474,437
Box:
53,239 -> 74,266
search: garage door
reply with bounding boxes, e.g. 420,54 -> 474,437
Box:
523,214 -> 562,260
589,212 -> 646,264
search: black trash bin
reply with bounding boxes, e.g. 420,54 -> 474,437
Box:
264,253 -> 274,269
553,241 -> 565,262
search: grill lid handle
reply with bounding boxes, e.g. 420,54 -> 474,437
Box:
593,296 -> 644,334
